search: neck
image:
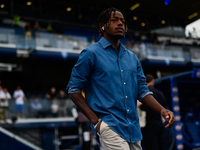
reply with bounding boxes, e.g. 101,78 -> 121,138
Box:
103,35 -> 120,52
147,81 -> 154,87
111,39 -> 120,52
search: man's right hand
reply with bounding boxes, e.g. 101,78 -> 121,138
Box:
96,120 -> 103,135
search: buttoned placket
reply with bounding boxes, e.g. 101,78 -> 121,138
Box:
118,48 -> 131,131
110,44 -> 133,141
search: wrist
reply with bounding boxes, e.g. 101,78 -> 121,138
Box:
160,107 -> 167,114
93,118 -> 102,129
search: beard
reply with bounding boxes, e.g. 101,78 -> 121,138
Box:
110,33 -> 125,39
115,34 -> 124,39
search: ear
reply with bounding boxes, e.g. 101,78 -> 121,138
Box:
99,23 -> 105,32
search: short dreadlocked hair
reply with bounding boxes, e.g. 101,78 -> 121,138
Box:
97,7 -> 128,39
145,74 -> 155,84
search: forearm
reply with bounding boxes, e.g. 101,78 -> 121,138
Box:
69,93 -> 99,124
141,94 -> 165,113
143,94 -> 175,128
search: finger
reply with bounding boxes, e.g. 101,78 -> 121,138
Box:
168,112 -> 174,123
165,114 -> 169,120
165,123 -> 170,128
165,122 -> 173,128
165,118 -> 175,128
163,113 -> 169,122
171,117 -> 175,126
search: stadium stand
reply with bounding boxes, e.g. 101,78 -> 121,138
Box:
0,0 -> 200,149
1,20 -> 200,149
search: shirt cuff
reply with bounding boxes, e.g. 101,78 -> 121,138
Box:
139,91 -> 153,101
68,88 -> 82,94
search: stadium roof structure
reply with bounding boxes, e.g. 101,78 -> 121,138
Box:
68,0 -> 200,20
1,0 -> 200,30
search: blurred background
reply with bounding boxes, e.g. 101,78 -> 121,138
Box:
0,0 -> 200,150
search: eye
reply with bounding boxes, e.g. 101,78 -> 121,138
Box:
121,20 -> 126,24
111,19 -> 117,22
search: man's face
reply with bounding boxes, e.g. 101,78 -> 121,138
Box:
60,90 -> 64,96
3,88 -> 7,92
34,98 -> 38,102
51,88 -> 56,93
17,86 -> 20,90
104,11 -> 126,39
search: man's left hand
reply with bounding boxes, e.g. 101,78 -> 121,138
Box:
161,109 -> 175,128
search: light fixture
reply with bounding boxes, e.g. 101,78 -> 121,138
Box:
133,16 -> 137,20
0,4 -> 4,8
66,7 -> 72,12
188,12 -> 198,19
141,22 -> 145,27
27,1 -> 32,6
130,3 -> 140,11
161,20 -> 166,24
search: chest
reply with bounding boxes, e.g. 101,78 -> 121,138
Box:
93,50 -> 138,78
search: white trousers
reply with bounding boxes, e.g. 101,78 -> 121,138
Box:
99,121 -> 142,150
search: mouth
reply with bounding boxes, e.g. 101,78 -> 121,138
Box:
116,28 -> 124,32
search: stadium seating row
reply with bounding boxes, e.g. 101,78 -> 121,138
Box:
7,98 -> 74,118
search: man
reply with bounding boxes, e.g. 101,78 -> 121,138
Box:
13,85 -> 26,118
24,22 -> 32,39
46,87 -> 57,100
66,7 -> 174,150
0,85 -> 4,119
0,87 -> 11,120
31,97 -> 43,118
57,90 -> 69,116
13,14 -> 20,27
140,74 -> 167,150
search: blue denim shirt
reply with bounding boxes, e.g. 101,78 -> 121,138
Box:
67,37 -> 152,143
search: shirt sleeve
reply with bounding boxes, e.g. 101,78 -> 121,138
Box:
39,103 -> 42,108
7,93 -> 11,99
31,103 -> 36,109
13,91 -> 17,99
66,49 -> 94,94
0,92 -> 5,99
136,58 -> 153,101
21,90 -> 25,97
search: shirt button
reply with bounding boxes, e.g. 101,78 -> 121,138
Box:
126,96 -> 128,98
129,122 -> 131,124
124,82 -> 126,85
127,109 -> 129,112
121,70 -> 123,72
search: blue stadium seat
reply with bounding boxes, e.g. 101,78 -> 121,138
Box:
182,111 -> 200,149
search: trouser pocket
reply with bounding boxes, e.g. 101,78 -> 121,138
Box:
99,121 -> 109,136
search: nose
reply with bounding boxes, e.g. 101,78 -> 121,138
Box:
117,20 -> 124,27
118,20 -> 123,25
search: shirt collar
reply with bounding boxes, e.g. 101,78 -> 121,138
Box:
99,37 -> 112,49
99,37 -> 126,51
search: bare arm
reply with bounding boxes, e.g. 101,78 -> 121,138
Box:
69,93 -> 100,125
142,94 -> 175,128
